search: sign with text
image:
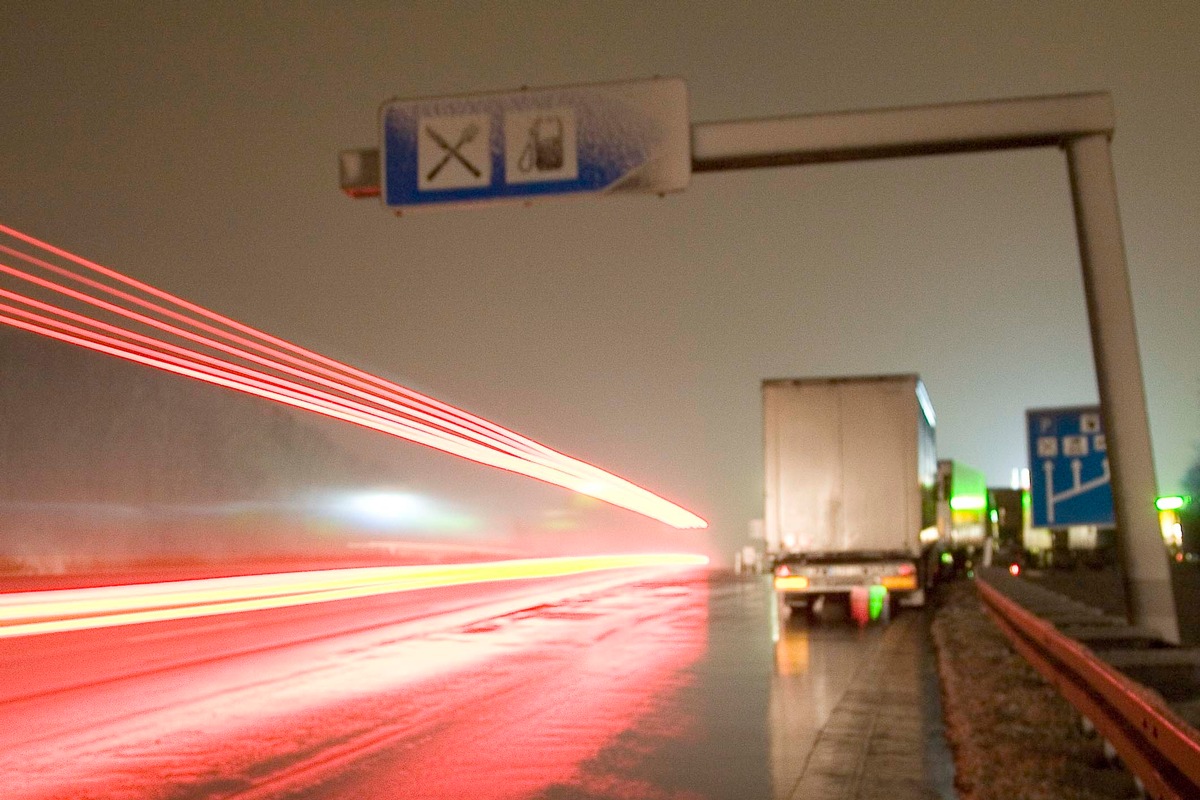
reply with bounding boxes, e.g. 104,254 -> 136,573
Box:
1026,405 -> 1115,528
380,78 -> 690,211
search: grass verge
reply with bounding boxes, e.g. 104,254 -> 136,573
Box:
930,580 -> 1137,800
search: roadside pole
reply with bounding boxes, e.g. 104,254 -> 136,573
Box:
1066,133 -> 1179,642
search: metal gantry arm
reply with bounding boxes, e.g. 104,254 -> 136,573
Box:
343,91 -> 1179,641
688,92 -> 1114,168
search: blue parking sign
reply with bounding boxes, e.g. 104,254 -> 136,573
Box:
1026,406 -> 1115,528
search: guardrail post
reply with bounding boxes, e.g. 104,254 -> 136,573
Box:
1064,133 -> 1180,644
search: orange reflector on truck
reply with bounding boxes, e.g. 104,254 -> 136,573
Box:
774,576 -> 810,591
880,574 -> 918,591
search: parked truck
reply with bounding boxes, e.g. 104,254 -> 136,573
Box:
765,374 -> 940,617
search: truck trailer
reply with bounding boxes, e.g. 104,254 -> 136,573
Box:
764,374 -> 940,616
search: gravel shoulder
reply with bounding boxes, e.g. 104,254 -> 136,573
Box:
930,580 -> 1137,800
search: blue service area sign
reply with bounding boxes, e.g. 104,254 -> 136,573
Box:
380,78 -> 690,211
1026,406 -> 1115,528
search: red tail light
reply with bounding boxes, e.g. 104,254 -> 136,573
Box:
774,564 -> 791,577
897,563 -> 916,576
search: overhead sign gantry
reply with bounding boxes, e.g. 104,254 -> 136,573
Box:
341,81 -> 1180,642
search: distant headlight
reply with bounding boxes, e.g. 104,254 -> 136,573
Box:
340,491 -> 430,526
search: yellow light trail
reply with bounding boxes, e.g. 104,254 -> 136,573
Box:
0,554 -> 709,639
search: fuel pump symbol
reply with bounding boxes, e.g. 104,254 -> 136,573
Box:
518,115 -> 565,174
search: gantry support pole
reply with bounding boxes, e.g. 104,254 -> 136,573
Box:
1065,134 -> 1178,641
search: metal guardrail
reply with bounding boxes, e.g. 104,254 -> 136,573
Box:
976,577 -> 1200,800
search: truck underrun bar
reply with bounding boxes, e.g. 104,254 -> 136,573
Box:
976,578 -> 1200,799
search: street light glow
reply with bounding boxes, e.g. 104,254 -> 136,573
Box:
1156,496 -> 1187,511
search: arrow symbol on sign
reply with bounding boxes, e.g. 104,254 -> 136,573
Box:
1044,460 -> 1056,524
1047,456 -> 1112,521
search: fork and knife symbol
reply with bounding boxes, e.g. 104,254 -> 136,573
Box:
425,123 -> 482,181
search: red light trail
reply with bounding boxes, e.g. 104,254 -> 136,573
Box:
0,566 -> 709,800
0,224 -> 707,528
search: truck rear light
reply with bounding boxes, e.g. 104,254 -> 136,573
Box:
774,575 -> 810,591
775,564 -> 791,577
897,563 -> 916,576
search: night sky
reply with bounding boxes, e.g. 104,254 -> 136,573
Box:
3,2 -> 1198,558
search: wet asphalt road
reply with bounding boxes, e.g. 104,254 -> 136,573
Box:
1,569 -> 956,800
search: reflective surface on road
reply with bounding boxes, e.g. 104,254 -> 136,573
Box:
1,569 -> 954,799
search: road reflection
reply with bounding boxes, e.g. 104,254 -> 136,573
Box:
774,617 -> 810,675
1,568 -> 711,800
349,577 -> 711,799
770,597 -> 889,799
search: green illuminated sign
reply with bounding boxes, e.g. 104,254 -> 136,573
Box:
947,461 -> 988,513
1156,496 -> 1188,511
950,496 -> 987,511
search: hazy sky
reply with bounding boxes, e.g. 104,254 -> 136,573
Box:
3,1 -> 1199,557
